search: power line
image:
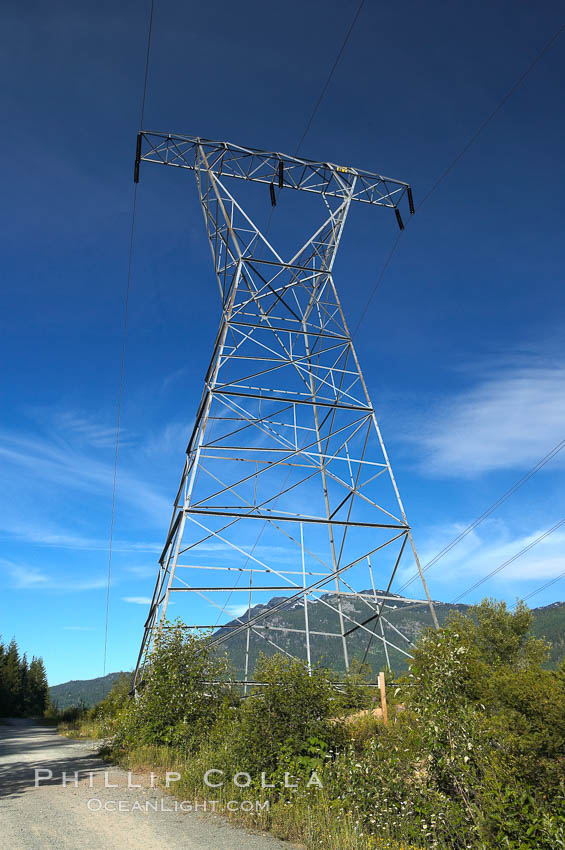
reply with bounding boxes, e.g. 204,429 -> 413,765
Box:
353,21 -> 565,336
267,0 -> 365,221
514,570 -> 565,606
452,517 -> 565,603
416,22 -> 565,211
139,0 -> 155,130
397,436 -> 565,594
295,0 -> 365,155
103,0 -> 156,675
352,231 -> 402,336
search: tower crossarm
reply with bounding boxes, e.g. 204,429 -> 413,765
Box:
134,131 -> 415,220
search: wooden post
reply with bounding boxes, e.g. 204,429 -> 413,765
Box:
378,671 -> 388,726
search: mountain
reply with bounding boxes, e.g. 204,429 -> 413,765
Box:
215,591 -> 462,678
530,601 -> 565,668
49,671 -> 129,710
49,600 -> 565,707
216,594 -> 564,678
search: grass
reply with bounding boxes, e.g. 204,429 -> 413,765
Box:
112,743 -> 423,849
57,717 -> 426,850
58,718 -> 105,739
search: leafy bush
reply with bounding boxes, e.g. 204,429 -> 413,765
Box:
402,599 -> 565,846
200,653 -> 343,792
91,672 -> 131,720
333,658 -> 376,714
318,599 -> 565,849
113,621 -> 234,753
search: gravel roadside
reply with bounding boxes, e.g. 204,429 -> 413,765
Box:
0,719 -> 298,850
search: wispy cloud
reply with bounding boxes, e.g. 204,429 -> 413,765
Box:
225,604 -> 249,617
1,560 -> 50,589
0,418 -> 171,524
0,559 -> 108,593
402,358 -> 565,477
51,410 -> 132,449
126,565 -> 159,578
123,596 -> 152,605
401,520 -> 565,601
0,522 -> 162,553
162,367 -> 188,392
141,419 -> 191,459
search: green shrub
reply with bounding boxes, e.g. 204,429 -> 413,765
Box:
333,658 -> 376,714
91,672 -> 131,720
113,621 -> 234,753
227,654 -> 340,778
400,599 -> 565,846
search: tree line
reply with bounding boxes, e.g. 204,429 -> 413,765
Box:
0,637 -> 49,717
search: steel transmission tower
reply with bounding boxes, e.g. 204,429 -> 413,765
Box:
132,131 -> 438,689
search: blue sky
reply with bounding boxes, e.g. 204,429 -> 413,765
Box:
2,0 -> 564,685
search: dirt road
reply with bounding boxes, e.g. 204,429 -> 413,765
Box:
0,719 -> 295,850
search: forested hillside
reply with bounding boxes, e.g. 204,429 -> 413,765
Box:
49,671 -> 129,710
530,601 -> 565,667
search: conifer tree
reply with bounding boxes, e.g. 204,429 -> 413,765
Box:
21,652 -> 29,714
0,639 -> 7,716
28,657 -> 49,715
3,639 -> 21,715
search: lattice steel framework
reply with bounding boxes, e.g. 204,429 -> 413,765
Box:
132,132 -> 438,690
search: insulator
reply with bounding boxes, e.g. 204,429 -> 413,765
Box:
395,208 -> 404,230
134,133 -> 143,184
278,161 -> 284,188
270,183 -> 276,207
407,187 -> 415,214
